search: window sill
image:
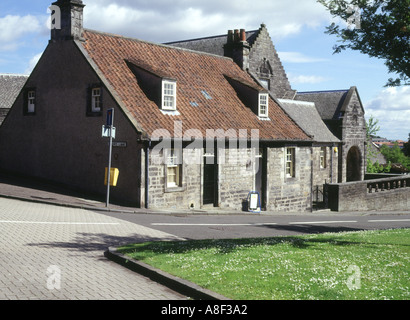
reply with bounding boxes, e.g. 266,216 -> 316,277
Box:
165,186 -> 184,193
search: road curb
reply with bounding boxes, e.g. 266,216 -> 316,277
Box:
104,247 -> 231,301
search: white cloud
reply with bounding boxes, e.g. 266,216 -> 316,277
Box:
288,73 -> 328,84
365,87 -> 410,111
365,86 -> 410,140
0,15 -> 42,51
25,52 -> 43,74
279,52 -> 328,63
83,0 -> 331,42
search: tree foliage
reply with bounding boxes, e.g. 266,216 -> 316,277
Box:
380,143 -> 410,171
365,115 -> 380,139
403,133 -> 410,156
318,0 -> 410,86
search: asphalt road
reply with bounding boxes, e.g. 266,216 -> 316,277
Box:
98,211 -> 410,240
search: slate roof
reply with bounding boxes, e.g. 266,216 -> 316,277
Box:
294,87 -> 364,121
165,30 -> 259,56
278,99 -> 340,143
294,90 -> 350,121
79,29 -> 310,142
0,74 -> 28,109
0,74 -> 28,125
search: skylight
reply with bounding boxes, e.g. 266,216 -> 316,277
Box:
201,90 -> 212,100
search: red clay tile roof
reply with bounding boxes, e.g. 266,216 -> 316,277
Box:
80,29 -> 310,141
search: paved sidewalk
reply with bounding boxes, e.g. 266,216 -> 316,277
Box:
0,197 -> 186,300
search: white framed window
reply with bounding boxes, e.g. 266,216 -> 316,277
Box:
320,147 -> 327,169
286,147 -> 295,178
162,80 -> 177,111
91,88 -> 102,113
258,93 -> 269,118
166,148 -> 182,188
27,90 -> 36,113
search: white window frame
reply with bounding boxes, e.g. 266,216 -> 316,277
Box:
286,147 -> 295,178
258,93 -> 269,118
165,148 -> 182,188
27,90 -> 36,113
91,87 -> 102,113
162,80 -> 177,111
320,147 -> 327,169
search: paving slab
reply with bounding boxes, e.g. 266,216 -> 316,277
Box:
0,197 -> 186,300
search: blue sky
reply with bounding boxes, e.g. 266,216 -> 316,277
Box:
0,0 -> 408,140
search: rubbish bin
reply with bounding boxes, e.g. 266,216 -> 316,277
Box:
104,168 -> 120,186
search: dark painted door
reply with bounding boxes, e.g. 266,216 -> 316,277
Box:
203,162 -> 217,206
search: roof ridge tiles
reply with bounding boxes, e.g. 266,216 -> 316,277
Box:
83,28 -> 234,61
165,29 -> 259,44
297,89 -> 349,95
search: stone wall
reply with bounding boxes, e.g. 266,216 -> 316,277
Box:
147,145 -> 313,212
339,90 -> 367,182
312,145 -> 338,186
0,40 -> 143,206
326,176 -> 410,211
266,146 -> 312,212
248,25 -> 295,99
148,148 -> 202,209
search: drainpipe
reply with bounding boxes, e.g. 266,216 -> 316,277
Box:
310,145 -> 314,212
145,141 -> 151,209
330,144 -> 334,184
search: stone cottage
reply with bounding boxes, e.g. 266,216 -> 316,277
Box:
0,0 -> 329,212
169,24 -> 366,184
295,87 -> 367,182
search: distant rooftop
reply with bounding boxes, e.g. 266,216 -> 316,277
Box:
0,74 -> 28,109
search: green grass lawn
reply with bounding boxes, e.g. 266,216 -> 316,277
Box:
119,228 -> 410,300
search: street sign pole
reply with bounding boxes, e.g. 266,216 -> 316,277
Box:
106,109 -> 114,208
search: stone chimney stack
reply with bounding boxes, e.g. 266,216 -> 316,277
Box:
50,0 -> 85,42
224,28 -> 250,71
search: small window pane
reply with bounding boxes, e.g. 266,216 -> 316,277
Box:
166,149 -> 182,188
320,147 -> 327,168
27,91 -> 35,113
91,88 -> 101,112
162,81 -> 177,110
286,148 -> 295,178
259,94 -> 268,117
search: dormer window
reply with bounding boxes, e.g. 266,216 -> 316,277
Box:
258,93 -> 269,118
225,75 -> 270,120
162,80 -> 177,111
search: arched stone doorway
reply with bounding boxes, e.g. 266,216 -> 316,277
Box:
346,146 -> 362,182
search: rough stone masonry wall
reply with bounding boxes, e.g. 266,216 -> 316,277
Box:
147,146 -> 313,212
148,147 -> 255,210
219,148 -> 255,210
327,177 -> 410,212
266,147 -> 312,212
148,148 -> 202,209
340,90 -> 367,182
248,25 -> 294,99
312,146 -> 338,187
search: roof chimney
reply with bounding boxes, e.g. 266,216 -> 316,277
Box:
50,0 -> 85,42
240,29 -> 247,42
224,28 -> 250,70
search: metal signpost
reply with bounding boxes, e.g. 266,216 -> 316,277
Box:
103,108 -> 115,207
